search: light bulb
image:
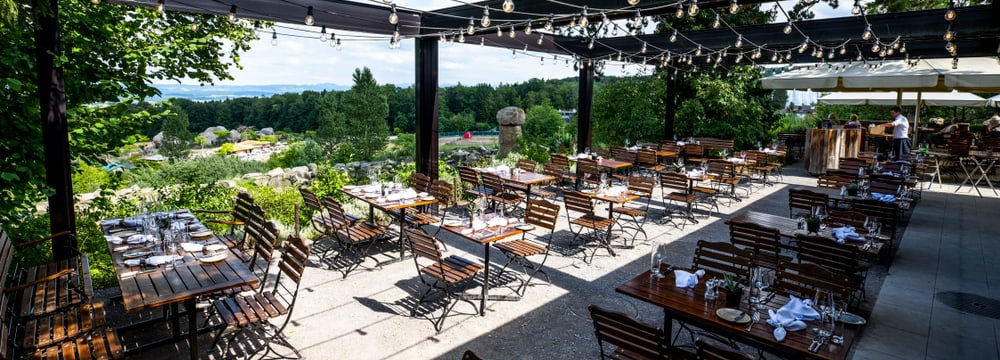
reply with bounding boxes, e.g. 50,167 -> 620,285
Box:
569,16 -> 576,28
945,42 -> 957,54
729,0 -> 739,14
900,43 -> 907,53
675,7 -> 684,18
509,25 -> 515,38
628,0 -> 639,5
228,5 -> 236,22
800,37 -> 809,53
839,47 -> 846,55
481,7 -> 490,27
156,0 -> 164,13
944,1 -> 956,21
670,30 -> 678,43
305,6 -> 314,26
459,33 -> 465,43
388,4 -> 398,25
783,22 -> 792,35
952,57 -> 958,69
480,37 -> 484,46
753,48 -> 761,59
872,43 -> 880,53
786,52 -> 792,60
439,34 -> 446,42
641,41 -> 647,54
771,51 -> 778,62
502,0 -> 514,13
612,27 -> 618,36
496,27 -> 502,37
857,54 -> 863,61
735,35 -> 742,48
602,12 -> 610,25
886,48 -> 894,56
616,51 -> 622,61
712,14 -> 720,29
588,39 -> 594,50
862,24 -> 872,40
695,45 -> 702,56
687,0 -> 699,16
271,30 -> 277,46
190,21 -> 198,31
852,0 -> 862,15
392,25 -> 399,41
943,27 -> 955,41
467,18 -> 475,34
525,23 -> 532,35
545,15 -> 553,31
735,53 -> 743,63
320,26 -> 327,41
579,6 -> 589,27
537,33 -> 544,45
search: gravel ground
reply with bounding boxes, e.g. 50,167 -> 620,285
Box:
100,161 -> 902,359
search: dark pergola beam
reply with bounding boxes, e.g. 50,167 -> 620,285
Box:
414,38 -> 439,179
577,64 -> 595,154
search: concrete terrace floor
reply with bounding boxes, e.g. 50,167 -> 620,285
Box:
109,162 -> 1000,360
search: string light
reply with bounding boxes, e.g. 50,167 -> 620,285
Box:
944,1 -> 956,21
943,24 -> 955,41
388,4 -> 400,25
952,56 -> 958,69
509,25 -> 515,38
320,26 -> 327,41
641,41 -> 647,54
674,5 -> 684,18
712,14 -> 720,29
862,24 -> 873,40
545,14 -> 554,31
336,39 -> 342,50
569,16 -> 577,28
588,38 -> 595,50
852,0 -> 862,15
729,0 -> 739,14
617,51 -> 622,61
872,43 -> 880,53
191,21 -> 198,31
481,6 -> 490,27
502,0 -> 514,13
900,42 -> 907,53
628,0 -> 639,6
695,45 -> 702,56
271,30 -> 277,46
669,29 -> 678,43
496,27 -> 502,37
537,33 -> 544,45
480,37 -> 484,46
799,37 -> 809,53
735,35 -> 743,48
467,18 -> 475,34
392,24 -> 400,42
156,0 -> 164,13
579,6 -> 589,27
305,6 -> 314,26
687,0 -> 699,16
602,12 -> 610,26
525,22 -> 532,35
783,22 -> 792,35
771,51 -> 778,62
228,5 -> 237,22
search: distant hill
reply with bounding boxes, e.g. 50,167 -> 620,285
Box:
152,83 -> 353,102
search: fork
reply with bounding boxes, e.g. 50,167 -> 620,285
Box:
745,311 -> 759,331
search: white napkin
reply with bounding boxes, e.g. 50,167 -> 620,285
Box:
673,269 -> 705,288
487,217 -> 508,227
123,259 -> 143,267
401,189 -> 418,199
180,242 -> 204,252
676,141 -> 687,146
145,255 -> 182,266
104,235 -> 124,244
870,192 -> 896,203
765,295 -> 818,341
832,226 -> 864,243
604,186 -> 628,197
126,234 -> 153,244
726,157 -> 744,164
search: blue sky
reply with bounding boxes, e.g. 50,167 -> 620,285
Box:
207,0 -> 854,89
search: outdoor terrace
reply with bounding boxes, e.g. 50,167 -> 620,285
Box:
98,161 -> 1000,360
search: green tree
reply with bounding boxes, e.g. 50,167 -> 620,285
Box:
315,91 -> 339,155
592,77 -> 665,148
338,67 -> 389,161
0,0 -> 257,219
522,103 -> 564,147
159,108 -> 191,160
194,135 -> 208,148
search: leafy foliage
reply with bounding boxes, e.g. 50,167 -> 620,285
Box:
336,68 -> 389,161
266,139 -> 324,169
592,76 -> 665,148
128,155 -> 267,188
522,103 -> 565,148
674,68 -> 779,149
158,107 -> 191,160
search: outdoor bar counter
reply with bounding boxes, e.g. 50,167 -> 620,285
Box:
803,128 -> 863,174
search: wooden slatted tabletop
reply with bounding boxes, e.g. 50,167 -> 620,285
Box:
616,266 -> 861,360
727,210 -> 881,255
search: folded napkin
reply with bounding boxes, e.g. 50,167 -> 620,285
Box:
765,295 -> 819,341
487,217 -> 508,227
687,170 -> 704,178
676,141 -> 687,146
145,255 -> 183,266
604,186 -> 628,197
726,157 -> 744,164
673,269 -> 705,288
870,192 -> 896,203
880,171 -> 901,177
832,226 -> 864,243
104,235 -> 124,244
126,234 -> 154,244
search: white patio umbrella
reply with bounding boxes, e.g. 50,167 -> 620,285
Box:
818,91 -> 987,107
987,94 -> 1000,108
762,57 -> 1000,92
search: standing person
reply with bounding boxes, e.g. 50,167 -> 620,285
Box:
881,106 -> 909,160
844,114 -> 860,129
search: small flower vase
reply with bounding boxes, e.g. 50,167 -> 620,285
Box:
807,219 -> 821,233
724,287 -> 744,308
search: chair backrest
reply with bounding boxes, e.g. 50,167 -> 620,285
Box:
635,149 -> 658,167
696,338 -> 753,360
796,234 -> 863,277
838,158 -> 867,174
404,227 -> 443,262
563,190 -> 595,216
684,144 -> 705,158
430,179 -> 454,207
232,192 -> 256,224
408,172 -> 432,193
827,210 -> 867,229
774,260 -> 854,304
693,240 -> 754,282
588,304 -> 667,360
245,205 -> 278,272
658,171 -> 689,193
265,236 -> 311,332
660,142 -> 680,153
728,221 -> 781,270
850,198 -> 898,237
612,148 -> 636,163
748,150 -> 769,165
516,158 -> 537,173
525,198 -> 560,232
480,172 -> 506,193
788,188 -> 829,218
457,166 -> 481,190
299,187 -> 323,213
577,159 -> 601,182
550,154 -> 571,168
706,160 -> 733,177
816,174 -> 854,189
627,176 -> 655,199
321,196 -> 351,228
541,163 -> 565,179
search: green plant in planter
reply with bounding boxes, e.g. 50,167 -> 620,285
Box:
723,273 -> 743,292
807,214 -> 821,224
847,182 -> 859,195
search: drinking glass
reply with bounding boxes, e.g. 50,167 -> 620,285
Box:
649,241 -> 669,278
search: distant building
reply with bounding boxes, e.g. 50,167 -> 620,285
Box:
559,109 -> 577,123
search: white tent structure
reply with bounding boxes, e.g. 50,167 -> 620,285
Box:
761,57 -> 1000,92
988,94 -> 1000,108
818,91 -> 987,107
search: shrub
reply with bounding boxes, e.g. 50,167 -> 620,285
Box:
240,182 -> 305,232
267,139 -> 324,169
73,163 -> 111,194
217,143 -> 234,156
127,155 -> 267,188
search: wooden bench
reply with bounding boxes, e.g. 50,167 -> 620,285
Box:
0,229 -> 123,359
693,137 -> 735,155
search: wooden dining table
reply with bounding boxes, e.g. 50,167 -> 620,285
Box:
727,210 -> 881,256
616,266 -> 861,360
341,185 -> 438,263
580,188 -> 641,256
103,211 -> 259,360
438,216 -> 524,316
478,168 -> 556,204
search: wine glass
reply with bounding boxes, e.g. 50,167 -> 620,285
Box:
584,147 -> 591,156
649,242 -> 667,278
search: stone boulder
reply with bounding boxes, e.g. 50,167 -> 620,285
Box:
496,106 -> 525,155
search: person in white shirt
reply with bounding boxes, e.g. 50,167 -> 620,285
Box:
881,106 -> 909,160
986,110 -> 1000,138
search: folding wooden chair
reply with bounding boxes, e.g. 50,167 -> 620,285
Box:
405,228 -> 483,332
728,221 -> 782,271
773,260 -> 854,306
636,149 -> 666,176
408,172 -> 432,193
493,198 -> 560,296
211,236 -> 311,359
480,172 -> 524,216
193,192 -> 255,249
611,176 -> 655,245
563,190 -> 616,263
299,187 -> 342,241
684,143 -> 708,164
322,197 -> 388,278
588,304 -> 691,360
788,188 -> 829,218
549,154 -> 577,186
658,171 -> 700,229
692,240 -> 754,283
457,165 -> 491,198
796,234 -> 871,306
